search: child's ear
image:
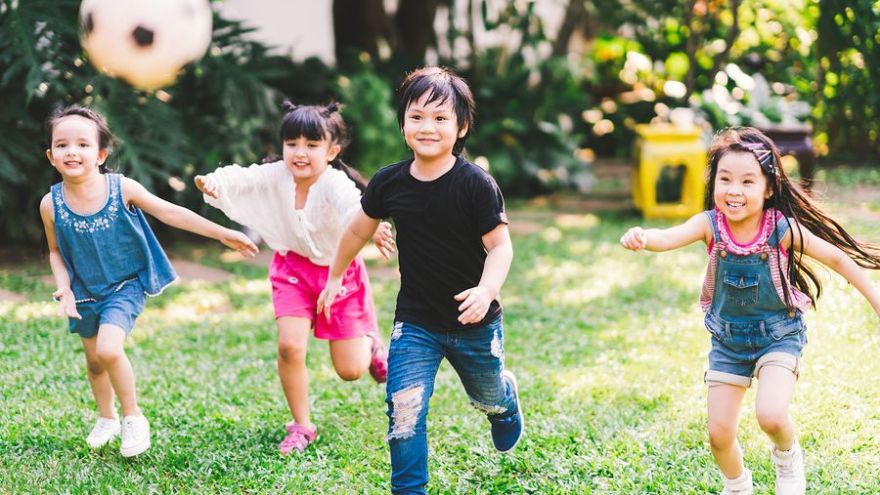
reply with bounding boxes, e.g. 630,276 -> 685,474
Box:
45,149 -> 53,164
327,144 -> 342,162
97,148 -> 109,165
457,123 -> 469,139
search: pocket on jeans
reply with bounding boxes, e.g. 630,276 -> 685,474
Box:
722,272 -> 759,306
768,316 -> 804,341
704,314 -> 726,341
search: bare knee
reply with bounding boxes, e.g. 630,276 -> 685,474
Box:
85,355 -> 104,376
756,408 -> 789,436
278,339 -> 307,365
96,345 -> 124,367
708,420 -> 737,451
334,365 -> 365,382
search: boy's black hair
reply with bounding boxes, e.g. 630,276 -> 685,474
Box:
396,66 -> 475,156
279,101 -> 367,191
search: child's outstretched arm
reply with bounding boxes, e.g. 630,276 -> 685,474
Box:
121,178 -> 259,257
39,194 -> 81,319
789,225 -> 880,316
318,209 -> 381,318
620,213 -> 710,252
454,223 -> 513,325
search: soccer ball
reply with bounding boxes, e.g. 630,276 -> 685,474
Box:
79,0 -> 213,90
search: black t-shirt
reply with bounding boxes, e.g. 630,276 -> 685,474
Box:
362,156 -> 508,330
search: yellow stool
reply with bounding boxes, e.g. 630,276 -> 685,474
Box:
632,124 -> 707,219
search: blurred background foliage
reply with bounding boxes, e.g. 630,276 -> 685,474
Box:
1,0 -> 877,243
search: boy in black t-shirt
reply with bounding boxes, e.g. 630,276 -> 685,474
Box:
319,67 -> 523,495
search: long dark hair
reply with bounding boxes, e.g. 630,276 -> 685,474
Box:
279,101 -> 367,191
705,127 -> 880,308
46,104 -> 116,173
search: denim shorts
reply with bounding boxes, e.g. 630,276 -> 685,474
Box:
704,310 -> 807,387
70,279 -> 146,338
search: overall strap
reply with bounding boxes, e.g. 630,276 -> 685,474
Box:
768,210 -> 792,248
705,209 -> 720,247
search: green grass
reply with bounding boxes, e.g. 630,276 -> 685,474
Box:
2,168 -> 880,494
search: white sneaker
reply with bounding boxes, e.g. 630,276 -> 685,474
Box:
86,416 -> 120,448
120,415 -> 151,457
721,469 -> 753,495
771,441 -> 806,495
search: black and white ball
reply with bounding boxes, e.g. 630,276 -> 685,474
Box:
79,0 -> 212,90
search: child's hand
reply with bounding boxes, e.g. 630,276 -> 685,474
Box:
317,276 -> 343,319
372,221 -> 395,260
620,227 -> 648,251
52,288 -> 81,319
220,229 -> 259,257
454,286 -> 494,325
194,175 -> 219,198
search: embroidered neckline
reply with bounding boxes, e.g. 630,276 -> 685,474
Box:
54,175 -> 120,234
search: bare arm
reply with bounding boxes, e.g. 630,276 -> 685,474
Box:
122,178 -> 258,256
620,213 -> 710,252
789,224 -> 880,316
318,210 -> 381,317
39,194 -> 80,319
454,223 -> 514,324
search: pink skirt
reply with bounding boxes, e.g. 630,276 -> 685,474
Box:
269,251 -> 378,340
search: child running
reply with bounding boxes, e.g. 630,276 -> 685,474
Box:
194,102 -> 392,454
620,127 -> 880,495
318,67 -> 524,495
40,105 -> 258,457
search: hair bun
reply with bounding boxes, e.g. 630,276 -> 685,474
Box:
325,102 -> 342,113
282,100 -> 298,113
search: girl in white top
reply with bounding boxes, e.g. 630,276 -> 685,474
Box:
195,102 -> 393,454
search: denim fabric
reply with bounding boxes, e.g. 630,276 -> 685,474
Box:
51,173 -> 177,302
385,317 -> 517,495
704,210 -> 807,381
70,278 -> 146,338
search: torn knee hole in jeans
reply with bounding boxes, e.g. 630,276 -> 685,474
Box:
388,385 -> 423,440
390,322 -> 404,341
490,329 -> 503,360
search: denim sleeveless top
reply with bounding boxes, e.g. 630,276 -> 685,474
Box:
700,208 -> 811,322
51,174 -> 177,302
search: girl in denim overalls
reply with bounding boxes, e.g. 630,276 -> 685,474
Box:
40,106 -> 258,458
621,128 -> 880,495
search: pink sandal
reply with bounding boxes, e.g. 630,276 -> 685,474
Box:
368,336 -> 388,383
279,423 -> 317,455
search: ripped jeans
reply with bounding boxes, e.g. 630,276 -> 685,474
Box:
385,316 -> 516,495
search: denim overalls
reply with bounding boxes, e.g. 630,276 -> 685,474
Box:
52,173 -> 177,337
702,209 -> 809,387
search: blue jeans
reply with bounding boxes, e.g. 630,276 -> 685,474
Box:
385,317 -> 517,495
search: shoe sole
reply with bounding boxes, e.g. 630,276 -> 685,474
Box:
86,433 -> 118,449
498,370 -> 524,454
120,437 -> 150,457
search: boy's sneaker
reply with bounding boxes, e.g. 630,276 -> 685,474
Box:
771,441 -> 806,495
279,423 -> 318,455
120,415 -> 151,457
368,335 -> 388,383
86,416 -> 120,448
488,370 -> 524,453
721,468 -> 753,495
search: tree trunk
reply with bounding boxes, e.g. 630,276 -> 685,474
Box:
332,0 -> 388,67
394,0 -> 441,64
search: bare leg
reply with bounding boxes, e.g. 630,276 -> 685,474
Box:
755,366 -> 797,450
276,316 -> 313,428
707,383 -> 748,479
95,325 -> 140,417
328,336 -> 371,381
81,336 -> 116,418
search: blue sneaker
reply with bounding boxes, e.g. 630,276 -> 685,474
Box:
489,370 -> 524,453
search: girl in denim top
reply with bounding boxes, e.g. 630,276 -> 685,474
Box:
621,128 -> 880,495
40,106 -> 257,458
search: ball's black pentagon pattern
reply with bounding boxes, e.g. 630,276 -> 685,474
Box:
132,26 -> 154,47
82,11 -> 94,35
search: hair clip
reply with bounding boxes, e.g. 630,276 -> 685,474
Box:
742,142 -> 776,175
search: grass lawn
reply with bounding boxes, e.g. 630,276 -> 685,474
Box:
1,166 -> 879,494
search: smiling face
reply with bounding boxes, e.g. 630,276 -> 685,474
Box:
713,151 -> 773,222
402,92 -> 468,163
46,115 -> 108,180
282,135 -> 340,186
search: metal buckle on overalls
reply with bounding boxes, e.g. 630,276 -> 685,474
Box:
720,250 -> 728,258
